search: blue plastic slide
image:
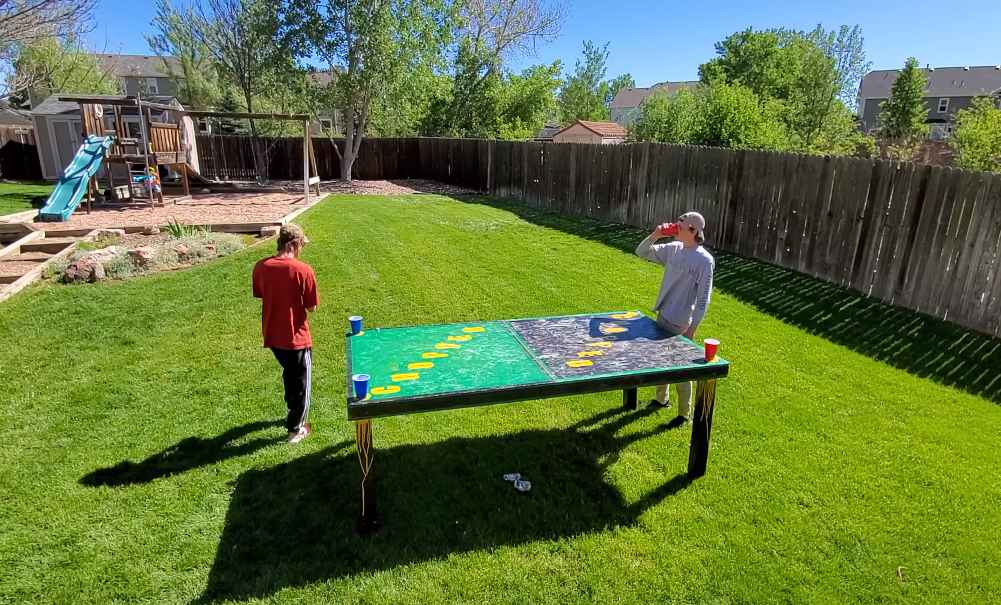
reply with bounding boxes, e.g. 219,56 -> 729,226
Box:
38,135 -> 115,222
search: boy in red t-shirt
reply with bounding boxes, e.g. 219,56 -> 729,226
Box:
252,224 -> 319,444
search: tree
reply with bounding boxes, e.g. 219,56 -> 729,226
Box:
497,61 -> 561,139
147,0 -> 224,109
558,40 -> 609,122
188,0 -> 301,137
431,0 -> 563,137
699,25 -> 871,154
951,97 -> 1001,173
605,73 -> 635,107
0,0 -> 97,99
9,36 -> 117,107
292,0 -> 452,180
808,24 -> 870,110
630,83 -> 789,151
879,57 -> 929,141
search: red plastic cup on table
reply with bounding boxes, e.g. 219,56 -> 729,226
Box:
703,338 -> 720,362
660,222 -> 679,236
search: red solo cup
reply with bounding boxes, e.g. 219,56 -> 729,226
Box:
704,338 -> 720,362
660,222 -> 679,236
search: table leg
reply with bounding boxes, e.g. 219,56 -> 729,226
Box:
623,387 -> 638,410
687,378 -> 717,478
355,419 -> 380,534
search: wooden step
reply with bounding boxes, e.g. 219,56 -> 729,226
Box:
0,259 -> 42,284
42,228 -> 94,238
20,238 -> 78,254
9,251 -> 53,262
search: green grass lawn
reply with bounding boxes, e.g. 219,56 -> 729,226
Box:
0,181 -> 50,216
2,192 -> 1000,604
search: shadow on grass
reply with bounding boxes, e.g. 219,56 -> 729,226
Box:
195,407 -> 689,603
80,420 -> 283,487
453,195 -> 1001,403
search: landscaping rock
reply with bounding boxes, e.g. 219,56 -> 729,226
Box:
62,258 -> 105,283
142,225 -> 161,236
260,225 -> 280,238
174,243 -> 190,259
93,228 -> 126,240
128,246 -> 156,268
81,246 -> 124,264
203,244 -> 217,255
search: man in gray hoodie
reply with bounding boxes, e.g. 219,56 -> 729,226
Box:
635,211 -> 715,428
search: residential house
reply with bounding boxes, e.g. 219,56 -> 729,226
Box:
307,69 -> 341,136
552,120 -> 628,144
534,123 -> 562,142
609,80 -> 699,126
0,101 -> 35,145
858,65 -> 1001,140
92,53 -> 183,99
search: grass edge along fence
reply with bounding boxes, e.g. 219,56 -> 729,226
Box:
193,134 -> 1001,338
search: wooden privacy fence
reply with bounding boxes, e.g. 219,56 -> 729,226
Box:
194,135 -> 420,181
416,138 -> 1001,338
191,133 -> 1001,337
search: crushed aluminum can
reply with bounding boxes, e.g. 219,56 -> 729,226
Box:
513,479 -> 532,492
503,473 -> 521,482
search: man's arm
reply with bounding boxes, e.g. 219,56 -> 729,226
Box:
302,269 -> 319,313
687,261 -> 715,338
636,225 -> 678,264
252,265 -> 262,299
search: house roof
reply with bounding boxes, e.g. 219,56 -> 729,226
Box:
308,69 -> 338,86
858,65 -> 1001,99
31,94 -> 182,116
610,80 -> 699,109
556,120 -> 628,139
534,123 -> 562,140
0,102 -> 33,126
93,54 -> 182,78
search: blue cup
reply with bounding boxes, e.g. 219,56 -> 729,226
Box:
353,373 -> 370,400
349,315 -> 363,335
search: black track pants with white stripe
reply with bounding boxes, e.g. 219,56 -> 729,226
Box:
271,347 -> 312,432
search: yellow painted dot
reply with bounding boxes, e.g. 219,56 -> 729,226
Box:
436,342 -> 461,349
578,350 -> 605,357
462,326 -> 486,333
422,352 -> 449,359
448,335 -> 472,342
592,341 -> 613,348
391,372 -> 420,382
409,361 -> 434,370
601,325 -> 627,334
371,386 -> 401,395
567,360 -> 593,368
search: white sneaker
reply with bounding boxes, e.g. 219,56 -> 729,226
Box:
287,423 -> 312,444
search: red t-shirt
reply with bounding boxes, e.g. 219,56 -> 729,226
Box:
252,256 -> 319,350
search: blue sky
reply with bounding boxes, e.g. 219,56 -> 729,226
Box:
90,0 -> 1001,87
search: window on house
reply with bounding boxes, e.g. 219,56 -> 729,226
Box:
197,118 -> 211,134
139,77 -> 159,96
319,118 -> 333,132
938,98 -> 949,112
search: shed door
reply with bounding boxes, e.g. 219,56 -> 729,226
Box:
50,119 -> 82,177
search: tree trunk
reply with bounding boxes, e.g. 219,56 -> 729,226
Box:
341,107 -> 357,182
243,89 -> 266,182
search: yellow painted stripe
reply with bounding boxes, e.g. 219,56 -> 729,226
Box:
435,342 -> 461,349
391,372 -> 420,381
601,326 -> 627,334
422,352 -> 449,359
371,386 -> 401,395
462,326 -> 486,333
578,350 -> 604,357
567,360 -> 593,368
447,335 -> 472,342
408,361 -> 434,370
592,341 -> 613,348
609,312 -> 639,320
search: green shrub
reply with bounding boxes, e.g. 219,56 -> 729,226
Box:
101,253 -> 135,280
165,218 -> 206,239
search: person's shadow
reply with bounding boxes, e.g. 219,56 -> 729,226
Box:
587,314 -> 664,342
194,407 -> 691,603
79,420 -> 283,487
